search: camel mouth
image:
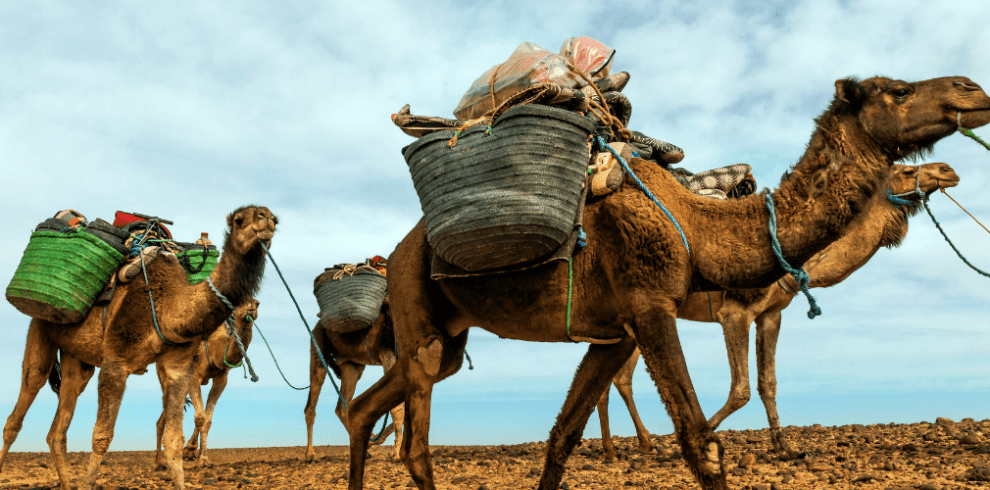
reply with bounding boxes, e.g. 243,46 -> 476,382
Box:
936,177 -> 960,189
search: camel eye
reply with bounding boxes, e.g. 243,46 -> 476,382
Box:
235,217 -> 244,226
891,89 -> 909,98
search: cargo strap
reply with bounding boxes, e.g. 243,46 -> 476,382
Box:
259,242 -> 348,410
206,277 -> 259,382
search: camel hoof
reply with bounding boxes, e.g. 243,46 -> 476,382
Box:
155,463 -> 168,472
776,450 -> 809,461
638,444 -> 655,454
182,448 -> 198,460
602,454 -> 616,463
305,453 -> 318,463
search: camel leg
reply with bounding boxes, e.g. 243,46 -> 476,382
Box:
144,354 -> 194,490
634,309 -> 728,490
612,348 -> 654,454
0,320 -> 57,473
304,341 -> 327,462
81,363 -> 130,490
194,371 -> 227,468
182,384 -> 206,463
335,362 -> 366,429
380,348 -> 404,460
707,310 -> 753,430
754,309 -> 801,459
539,337 -> 638,490
47,354 -> 95,488
596,387 -> 617,461
346,358 -> 410,490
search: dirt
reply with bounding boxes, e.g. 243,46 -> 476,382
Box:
2,417 -> 989,489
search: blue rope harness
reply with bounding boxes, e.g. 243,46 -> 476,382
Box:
595,136 -> 690,256
259,242 -> 348,410
764,192 -> 822,319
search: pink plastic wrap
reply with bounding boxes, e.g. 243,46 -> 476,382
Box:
453,37 -> 615,120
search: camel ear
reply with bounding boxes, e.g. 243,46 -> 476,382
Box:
834,78 -> 865,109
226,213 -> 233,229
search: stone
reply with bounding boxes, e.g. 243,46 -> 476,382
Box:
936,417 -> 955,427
738,454 -> 757,468
958,434 -> 980,445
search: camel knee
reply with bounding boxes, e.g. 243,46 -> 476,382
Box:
92,435 -> 113,454
728,385 -> 751,410
4,421 -> 23,442
415,338 -> 443,378
193,414 -> 207,428
304,406 -> 316,426
46,431 -> 65,451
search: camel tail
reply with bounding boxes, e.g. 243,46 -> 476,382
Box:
48,352 -> 61,395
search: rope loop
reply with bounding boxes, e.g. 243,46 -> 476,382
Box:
764,192 -> 822,319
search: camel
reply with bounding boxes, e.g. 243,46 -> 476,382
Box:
343,76 -> 990,490
304,301 -> 405,462
0,205 -> 277,490
153,298 -> 260,469
596,162 -> 961,462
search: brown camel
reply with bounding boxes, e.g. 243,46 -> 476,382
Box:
0,205 -> 277,490
304,301 -> 405,462
154,298 -> 260,469
343,76 -> 990,490
596,162 -> 961,462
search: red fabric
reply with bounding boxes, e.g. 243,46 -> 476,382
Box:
113,211 -> 172,239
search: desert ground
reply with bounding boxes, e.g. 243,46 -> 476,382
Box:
2,417 -> 988,490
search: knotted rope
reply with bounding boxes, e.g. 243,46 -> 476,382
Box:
133,230 -> 181,347
764,192 -> 822,319
259,241 -> 348,409
207,277 -> 259,382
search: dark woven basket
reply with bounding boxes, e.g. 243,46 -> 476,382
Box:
403,104 -> 594,271
314,270 -> 387,333
6,229 -> 125,324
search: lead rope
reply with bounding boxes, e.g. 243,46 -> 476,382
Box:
958,113 -> 990,151
259,242 -> 347,409
251,319 -> 309,390
207,277 -> 259,382
765,192 -> 822,319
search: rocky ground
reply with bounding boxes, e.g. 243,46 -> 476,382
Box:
2,417 -> 989,489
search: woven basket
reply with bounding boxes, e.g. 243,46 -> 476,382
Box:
6,230 -> 125,324
403,104 -> 594,271
176,245 -> 219,285
314,269 -> 386,333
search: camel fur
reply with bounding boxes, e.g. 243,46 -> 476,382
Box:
0,206 -> 277,490
597,162 -> 961,462
154,298 -> 260,469
342,75 -> 990,490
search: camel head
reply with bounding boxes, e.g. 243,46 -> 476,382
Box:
224,205 -> 277,256
835,76 -> 990,161
889,162 -> 959,202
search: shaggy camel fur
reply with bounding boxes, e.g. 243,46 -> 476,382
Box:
304,302 -> 405,462
0,206 -> 277,490
154,298 -> 260,469
345,76 -> 990,490
597,162 -> 961,462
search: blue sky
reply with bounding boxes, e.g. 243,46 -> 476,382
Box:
1,0 -> 989,453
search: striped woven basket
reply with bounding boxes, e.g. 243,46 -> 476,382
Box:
175,244 -> 220,285
403,103 -> 594,272
314,269 -> 387,333
6,229 -> 125,324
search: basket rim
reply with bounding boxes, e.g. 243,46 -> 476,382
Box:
28,229 -> 126,262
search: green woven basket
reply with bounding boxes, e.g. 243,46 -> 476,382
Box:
176,246 -> 219,285
6,230 -> 125,324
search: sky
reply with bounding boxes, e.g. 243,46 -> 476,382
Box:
1,0 -> 989,455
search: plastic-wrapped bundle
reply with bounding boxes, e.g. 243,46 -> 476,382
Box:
453,37 -> 614,120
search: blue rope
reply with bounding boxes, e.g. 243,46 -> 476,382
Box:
765,192 -> 822,319
922,197 -> 990,278
208,277 -> 259,382
259,242 -> 347,410
464,350 -> 474,370
595,136 -> 690,256
252,320 -> 308,390
369,412 -> 390,443
138,246 -> 181,346
886,189 -> 915,210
